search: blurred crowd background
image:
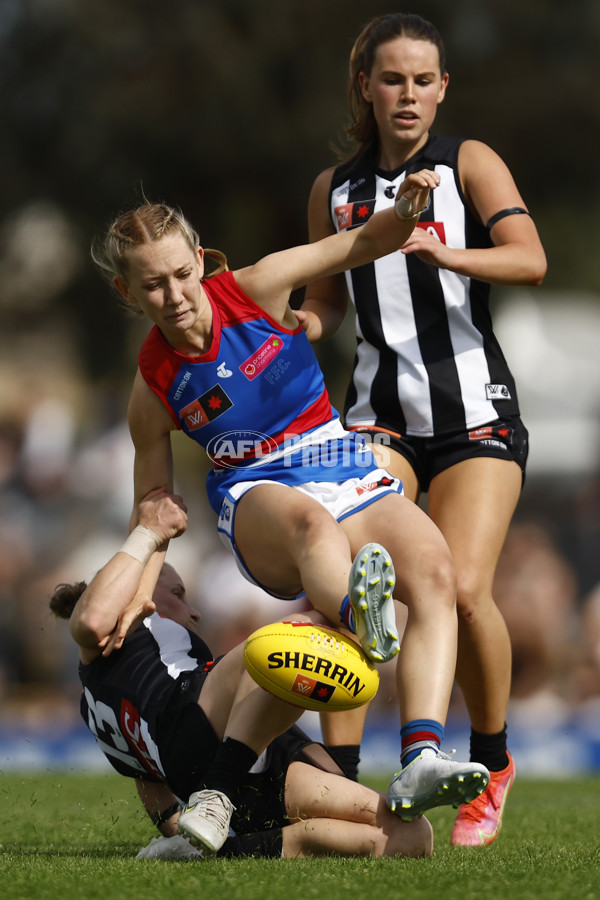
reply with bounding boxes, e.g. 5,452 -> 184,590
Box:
1,0 -> 600,767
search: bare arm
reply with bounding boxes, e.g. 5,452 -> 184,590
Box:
136,778 -> 182,837
236,169 -> 439,324
128,370 -> 177,511
401,140 -> 547,286
296,167 -> 351,342
101,369 -> 181,651
70,487 -> 188,661
72,374 -> 181,657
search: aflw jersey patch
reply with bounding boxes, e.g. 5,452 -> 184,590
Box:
180,384 -> 233,431
334,200 -> 376,231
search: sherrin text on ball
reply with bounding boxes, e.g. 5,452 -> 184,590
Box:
244,621 -> 380,711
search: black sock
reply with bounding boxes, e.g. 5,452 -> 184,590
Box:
324,744 -> 360,781
470,724 -> 509,772
219,828 -> 283,858
199,737 -> 258,804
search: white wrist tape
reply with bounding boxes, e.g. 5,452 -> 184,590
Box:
394,194 -> 419,220
120,525 -> 161,566
394,193 -> 431,221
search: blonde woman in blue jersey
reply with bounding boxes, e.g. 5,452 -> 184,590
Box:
91,178 -> 492,849
299,13 -> 547,847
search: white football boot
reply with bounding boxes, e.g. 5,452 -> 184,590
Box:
348,543 -> 400,663
136,835 -> 205,861
178,789 -> 234,854
387,747 -> 490,820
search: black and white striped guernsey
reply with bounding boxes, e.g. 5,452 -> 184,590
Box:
329,134 -> 520,437
79,614 -> 212,781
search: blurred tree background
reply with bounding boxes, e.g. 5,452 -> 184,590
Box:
2,0 -> 599,385
1,0 -> 600,727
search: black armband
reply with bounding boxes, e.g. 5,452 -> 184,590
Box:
148,801 -> 182,828
485,207 -> 531,230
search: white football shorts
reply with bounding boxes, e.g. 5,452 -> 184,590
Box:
216,467 -> 403,600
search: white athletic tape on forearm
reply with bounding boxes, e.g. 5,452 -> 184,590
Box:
120,525 -> 161,566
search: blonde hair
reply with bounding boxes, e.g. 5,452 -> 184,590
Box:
343,13 -> 446,161
91,202 -> 228,312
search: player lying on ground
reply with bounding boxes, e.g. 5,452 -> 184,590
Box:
50,487 -> 432,859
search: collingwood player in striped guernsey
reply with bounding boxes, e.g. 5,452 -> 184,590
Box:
50,487 -> 433,860
299,12 -> 546,848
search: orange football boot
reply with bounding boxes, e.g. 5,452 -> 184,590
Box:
450,751 -> 516,846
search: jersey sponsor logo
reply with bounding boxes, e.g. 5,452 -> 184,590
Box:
416,221 -> 446,243
173,370 -> 192,401
334,200 -> 375,231
240,334 -> 284,380
479,439 -> 507,450
470,426 -> 493,440
485,383 -> 511,400
355,474 -> 396,496
347,176 -> 367,192
180,384 -> 233,431
216,361 -> 233,378
120,698 -> 163,779
469,424 -> 512,447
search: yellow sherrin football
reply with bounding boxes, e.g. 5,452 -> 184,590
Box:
244,621 -> 380,711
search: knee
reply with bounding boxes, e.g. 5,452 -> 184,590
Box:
293,505 -> 339,547
407,815 -> 434,858
455,571 -> 491,623
380,811 -> 434,858
402,546 -> 456,612
432,551 -> 457,605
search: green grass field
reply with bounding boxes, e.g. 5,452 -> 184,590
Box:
0,772 -> 598,900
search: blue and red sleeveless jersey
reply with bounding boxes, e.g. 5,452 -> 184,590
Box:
138,271 -> 373,511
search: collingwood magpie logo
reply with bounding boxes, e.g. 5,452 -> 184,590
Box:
217,362 -> 232,378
